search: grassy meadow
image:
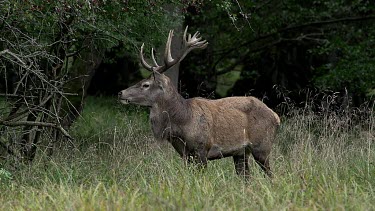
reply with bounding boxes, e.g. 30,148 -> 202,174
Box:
0,97 -> 374,210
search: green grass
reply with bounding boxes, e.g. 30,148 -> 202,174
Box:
0,96 -> 374,210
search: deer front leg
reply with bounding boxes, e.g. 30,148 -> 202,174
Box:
170,137 -> 194,165
194,143 -> 208,169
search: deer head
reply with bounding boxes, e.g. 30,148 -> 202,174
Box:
118,26 -> 208,107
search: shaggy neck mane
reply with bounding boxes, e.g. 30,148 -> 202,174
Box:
149,85 -> 191,140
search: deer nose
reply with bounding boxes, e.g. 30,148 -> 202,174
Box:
118,91 -> 122,97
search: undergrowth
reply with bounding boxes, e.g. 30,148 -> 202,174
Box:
0,96 -> 374,210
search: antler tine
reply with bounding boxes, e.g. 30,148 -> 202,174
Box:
187,31 -> 206,47
192,31 -> 200,39
140,43 -> 153,71
178,26 -> 208,62
151,48 -> 160,67
183,25 -> 188,47
139,26 -> 208,73
164,30 -> 174,65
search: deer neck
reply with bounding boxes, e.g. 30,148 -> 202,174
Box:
149,90 -> 190,140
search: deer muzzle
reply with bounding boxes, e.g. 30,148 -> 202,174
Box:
118,91 -> 130,104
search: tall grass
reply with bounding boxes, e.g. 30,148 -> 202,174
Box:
0,96 -> 374,210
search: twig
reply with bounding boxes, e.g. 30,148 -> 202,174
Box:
0,120 -> 73,140
62,75 -> 90,85
234,0 -> 253,31
214,15 -> 375,57
4,95 -> 53,121
0,49 -> 26,65
0,93 -> 37,98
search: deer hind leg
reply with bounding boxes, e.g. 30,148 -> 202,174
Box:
233,154 -> 250,177
251,148 -> 272,177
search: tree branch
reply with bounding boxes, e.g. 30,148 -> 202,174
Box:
215,15 -> 375,57
0,49 -> 26,66
277,15 -> 375,34
0,120 -> 72,140
4,95 -> 53,121
212,15 -> 375,74
0,93 -> 36,98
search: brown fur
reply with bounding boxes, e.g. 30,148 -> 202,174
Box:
119,73 -> 280,177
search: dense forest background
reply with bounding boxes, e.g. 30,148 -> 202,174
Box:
0,0 -> 375,163
2,1 -> 374,103
88,0 -> 375,109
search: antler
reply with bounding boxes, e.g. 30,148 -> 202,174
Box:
140,26 -> 208,73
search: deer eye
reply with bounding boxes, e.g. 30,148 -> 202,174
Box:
142,83 -> 150,88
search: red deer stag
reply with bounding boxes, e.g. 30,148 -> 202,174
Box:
118,26 -> 280,177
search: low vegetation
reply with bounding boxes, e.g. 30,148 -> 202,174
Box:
0,97 -> 374,210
